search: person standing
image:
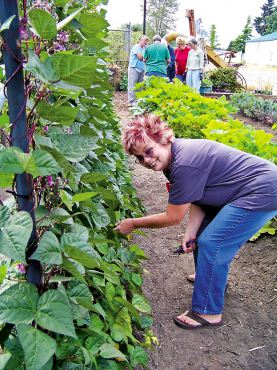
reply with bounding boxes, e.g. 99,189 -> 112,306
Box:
128,35 -> 149,106
161,38 -> 176,82
174,36 -> 191,83
115,113 -> 277,330
143,35 -> 170,78
185,36 -> 204,92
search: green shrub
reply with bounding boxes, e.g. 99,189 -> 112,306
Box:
119,72 -> 128,91
207,67 -> 244,93
231,92 -> 277,126
135,77 -> 236,139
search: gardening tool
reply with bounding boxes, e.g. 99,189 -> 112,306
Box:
173,238 -> 197,255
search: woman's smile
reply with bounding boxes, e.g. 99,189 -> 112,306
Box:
133,139 -> 172,171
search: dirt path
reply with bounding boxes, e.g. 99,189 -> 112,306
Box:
114,92 -> 277,370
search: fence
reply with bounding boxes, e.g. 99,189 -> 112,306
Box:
108,23 -> 131,63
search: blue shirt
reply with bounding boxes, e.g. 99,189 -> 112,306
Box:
129,44 -> 146,71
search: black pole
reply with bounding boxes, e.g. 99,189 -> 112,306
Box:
143,0 -> 147,34
0,0 -> 42,287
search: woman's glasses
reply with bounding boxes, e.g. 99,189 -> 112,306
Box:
134,144 -> 157,164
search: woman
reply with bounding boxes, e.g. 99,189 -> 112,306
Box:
115,113 -> 277,330
185,36 -> 204,92
174,36 -> 190,83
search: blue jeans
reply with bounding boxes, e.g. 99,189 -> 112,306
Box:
145,72 -> 167,78
192,204 -> 277,315
128,67 -> 145,104
186,69 -> 201,92
175,74 -> 186,83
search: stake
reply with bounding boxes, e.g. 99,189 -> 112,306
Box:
0,0 -> 42,287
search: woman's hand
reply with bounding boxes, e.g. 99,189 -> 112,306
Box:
114,219 -> 135,234
182,233 -> 197,253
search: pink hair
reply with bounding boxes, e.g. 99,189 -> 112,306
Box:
123,113 -> 174,154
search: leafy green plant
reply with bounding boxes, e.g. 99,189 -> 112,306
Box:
0,1 -> 153,369
207,67 -> 244,93
119,72 -> 128,91
231,92 -> 277,126
201,78 -> 213,88
135,76 -> 236,139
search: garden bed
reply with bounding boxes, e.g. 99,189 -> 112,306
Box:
114,91 -> 277,370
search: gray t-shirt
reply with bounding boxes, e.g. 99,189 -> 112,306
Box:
165,139 -> 277,211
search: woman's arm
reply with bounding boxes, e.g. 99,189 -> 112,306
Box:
115,203 -> 190,234
182,204 -> 206,252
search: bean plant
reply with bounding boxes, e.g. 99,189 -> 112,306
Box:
0,1 -> 154,369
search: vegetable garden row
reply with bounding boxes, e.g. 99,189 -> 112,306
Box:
0,1 -> 152,369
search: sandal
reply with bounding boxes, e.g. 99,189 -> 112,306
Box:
173,309 -> 222,330
187,274 -> 195,284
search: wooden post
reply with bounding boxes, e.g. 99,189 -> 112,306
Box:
186,9 -> 196,36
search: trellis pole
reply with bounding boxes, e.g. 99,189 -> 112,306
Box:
0,0 -> 42,287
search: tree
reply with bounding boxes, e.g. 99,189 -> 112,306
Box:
254,0 -> 275,35
228,16 -> 252,53
265,6 -> 277,33
146,0 -> 179,36
209,24 -> 220,49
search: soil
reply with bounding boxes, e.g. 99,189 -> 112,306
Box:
113,92 -> 277,370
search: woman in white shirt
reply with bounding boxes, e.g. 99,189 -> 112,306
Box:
185,36 -> 204,92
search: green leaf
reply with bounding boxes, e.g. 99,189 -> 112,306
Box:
99,343 -> 127,362
132,294 -> 151,314
0,211 -> 33,263
0,205 -> 10,227
54,0 -> 70,6
67,281 -> 93,304
39,145 -> 76,173
37,101 -> 79,125
61,257 -> 86,283
114,297 -> 140,322
0,264 -> 7,284
36,289 -> 76,338
30,231 -> 63,265
64,245 -> 100,269
85,332 -> 107,356
28,9 -> 57,40
0,283 -> 39,324
50,207 -> 73,225
72,192 -> 98,203
131,273 -> 143,287
25,51 -> 60,84
90,203 -> 110,228
17,324 -> 56,370
0,173 -> 14,187
0,353 -> 12,368
94,187 -> 117,202
78,13 -> 109,37
0,147 -> 25,174
129,346 -> 148,367
0,15 -> 16,32
27,149 -> 62,177
111,323 -> 124,342
80,172 -> 109,183
51,54 -> 97,88
52,134 -> 99,162
57,7 -> 84,31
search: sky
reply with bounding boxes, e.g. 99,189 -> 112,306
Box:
104,0 -> 266,48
